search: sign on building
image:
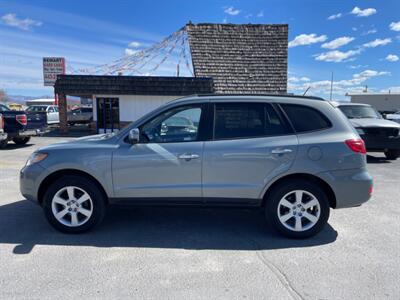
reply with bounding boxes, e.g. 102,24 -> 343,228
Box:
43,57 -> 65,86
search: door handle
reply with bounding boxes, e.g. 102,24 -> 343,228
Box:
271,148 -> 293,154
178,153 -> 200,161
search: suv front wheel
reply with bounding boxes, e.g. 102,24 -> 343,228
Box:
265,179 -> 330,239
43,175 -> 106,233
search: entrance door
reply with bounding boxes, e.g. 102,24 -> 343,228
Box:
97,98 -> 120,133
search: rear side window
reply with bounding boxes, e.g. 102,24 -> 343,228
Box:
281,104 -> 331,133
214,103 -> 289,139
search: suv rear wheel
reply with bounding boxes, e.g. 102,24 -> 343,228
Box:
43,175 -> 106,233
384,149 -> 400,160
265,179 -> 330,239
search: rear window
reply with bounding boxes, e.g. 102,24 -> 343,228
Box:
281,104 -> 331,132
26,106 -> 47,112
214,103 -> 290,139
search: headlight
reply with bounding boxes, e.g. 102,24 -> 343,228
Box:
26,152 -> 48,166
356,128 -> 364,135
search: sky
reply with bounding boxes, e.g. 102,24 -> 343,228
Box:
0,0 -> 399,100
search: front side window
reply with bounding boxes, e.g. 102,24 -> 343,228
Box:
48,107 -> 54,113
141,106 -> 202,143
281,104 -> 331,133
214,103 -> 289,140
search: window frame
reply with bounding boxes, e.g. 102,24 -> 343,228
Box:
210,102 -> 293,141
124,103 -> 209,144
277,103 -> 333,134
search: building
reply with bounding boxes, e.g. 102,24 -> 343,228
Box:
348,92 -> 400,113
55,75 -> 213,132
187,23 -> 288,94
54,23 -> 289,133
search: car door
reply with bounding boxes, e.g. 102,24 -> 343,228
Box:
112,104 -> 206,200
202,102 -> 298,202
53,106 -> 60,123
46,106 -> 55,124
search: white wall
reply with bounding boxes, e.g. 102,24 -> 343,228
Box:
93,95 -> 181,122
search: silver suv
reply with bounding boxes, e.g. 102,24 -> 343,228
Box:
20,95 -> 373,238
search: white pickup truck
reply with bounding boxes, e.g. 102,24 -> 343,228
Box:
386,111 -> 400,124
0,113 -> 8,144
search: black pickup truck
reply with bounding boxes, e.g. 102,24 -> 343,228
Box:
0,103 -> 47,149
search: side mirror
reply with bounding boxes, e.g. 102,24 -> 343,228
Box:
128,128 -> 140,144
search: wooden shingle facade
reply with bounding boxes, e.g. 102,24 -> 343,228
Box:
187,23 -> 288,94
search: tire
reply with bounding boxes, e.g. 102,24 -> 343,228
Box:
43,175 -> 107,233
265,179 -> 330,239
384,149 -> 400,160
13,137 -> 30,145
0,139 -> 8,149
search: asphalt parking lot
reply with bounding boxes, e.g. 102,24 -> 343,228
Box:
0,136 -> 399,299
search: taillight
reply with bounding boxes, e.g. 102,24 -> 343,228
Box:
369,185 -> 373,195
16,114 -> 27,126
345,138 -> 366,154
0,114 -> 3,129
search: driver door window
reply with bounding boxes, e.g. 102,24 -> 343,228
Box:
141,106 -> 202,143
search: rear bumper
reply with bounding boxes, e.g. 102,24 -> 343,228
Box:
318,168 -> 372,208
361,134 -> 400,151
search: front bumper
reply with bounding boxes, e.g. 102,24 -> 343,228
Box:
20,163 -> 49,204
318,168 -> 372,209
361,134 -> 400,151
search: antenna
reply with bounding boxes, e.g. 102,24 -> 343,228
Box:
303,86 -> 311,96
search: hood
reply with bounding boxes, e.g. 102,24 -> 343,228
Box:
37,133 -> 118,152
349,118 -> 400,128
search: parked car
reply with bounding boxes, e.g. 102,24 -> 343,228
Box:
26,105 -> 59,125
67,107 -> 93,126
334,102 -> 400,160
386,111 -> 400,124
20,95 -> 372,238
0,103 -> 44,149
0,113 -> 7,142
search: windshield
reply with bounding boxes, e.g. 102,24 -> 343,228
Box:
339,105 -> 381,119
26,106 -> 47,112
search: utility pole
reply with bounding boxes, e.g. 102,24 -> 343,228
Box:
329,71 -> 334,101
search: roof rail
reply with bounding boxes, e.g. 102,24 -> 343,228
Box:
187,93 -> 325,101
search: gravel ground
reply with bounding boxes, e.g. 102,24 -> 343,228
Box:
0,136 -> 399,299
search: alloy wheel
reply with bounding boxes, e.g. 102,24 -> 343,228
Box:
51,186 -> 93,227
277,190 -> 321,232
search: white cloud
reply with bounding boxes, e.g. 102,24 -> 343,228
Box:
386,54 -> 399,62
257,10 -> 264,17
349,64 -> 368,69
128,41 -> 140,48
289,69 -> 390,99
350,6 -> 377,17
224,6 -> 240,16
244,14 -> 252,19
288,33 -> 327,48
315,49 -> 361,62
222,17 -> 227,24
327,13 -> 342,20
380,86 -> 400,93
1,13 -> 42,31
322,37 -> 354,49
363,38 -> 392,48
124,48 -> 139,56
288,76 -> 311,83
352,27 -> 358,32
390,21 -> 400,32
362,29 -> 377,35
